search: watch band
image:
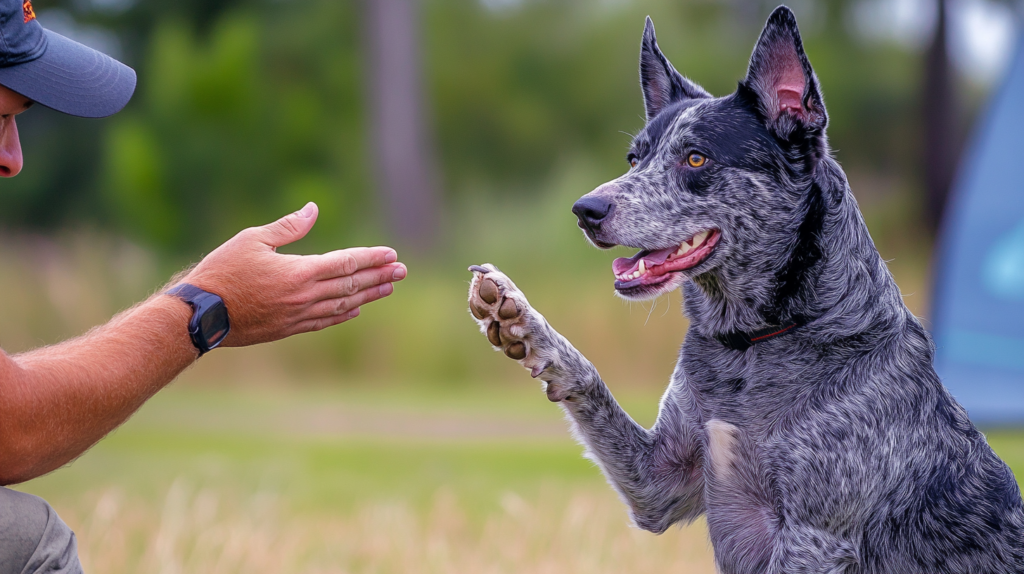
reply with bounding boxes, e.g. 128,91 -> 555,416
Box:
166,283 -> 231,356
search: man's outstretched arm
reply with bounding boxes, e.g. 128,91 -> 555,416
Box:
0,202 -> 406,485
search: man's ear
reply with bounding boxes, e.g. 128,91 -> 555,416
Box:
640,16 -> 710,122
744,6 -> 826,139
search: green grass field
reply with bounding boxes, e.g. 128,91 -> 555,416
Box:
14,381 -> 1024,574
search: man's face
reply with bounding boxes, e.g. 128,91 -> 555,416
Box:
0,83 -> 32,177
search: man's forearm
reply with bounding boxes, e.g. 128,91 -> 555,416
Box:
0,294 -> 196,484
0,205 -> 407,485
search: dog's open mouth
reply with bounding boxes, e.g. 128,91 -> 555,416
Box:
612,229 -> 720,291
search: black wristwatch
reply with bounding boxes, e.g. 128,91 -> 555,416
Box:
166,284 -> 231,356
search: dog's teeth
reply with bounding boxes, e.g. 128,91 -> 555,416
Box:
693,231 -> 708,246
638,260 -> 646,275
632,271 -> 640,279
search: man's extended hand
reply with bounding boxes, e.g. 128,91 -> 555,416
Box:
181,202 -> 407,347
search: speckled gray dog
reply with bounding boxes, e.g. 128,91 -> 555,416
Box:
467,6 -> 1024,574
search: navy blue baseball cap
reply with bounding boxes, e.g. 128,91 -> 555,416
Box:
0,0 -> 135,118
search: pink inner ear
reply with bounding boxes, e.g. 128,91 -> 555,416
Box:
777,88 -> 803,112
774,46 -> 806,114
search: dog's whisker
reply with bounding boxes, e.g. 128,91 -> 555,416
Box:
644,297 -> 657,326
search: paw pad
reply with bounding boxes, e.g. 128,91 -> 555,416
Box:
469,264 -> 557,390
479,277 -> 500,304
498,297 -> 520,319
505,341 -> 527,360
470,300 -> 489,319
486,321 -> 502,346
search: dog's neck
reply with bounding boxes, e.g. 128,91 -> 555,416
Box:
685,158 -> 908,343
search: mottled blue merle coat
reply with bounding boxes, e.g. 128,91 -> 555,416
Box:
467,6 -> 1024,573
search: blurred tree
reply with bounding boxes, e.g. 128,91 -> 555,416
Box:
0,0 -> 995,259
923,0 -> 958,237
101,3 -> 375,255
50,0 -> 256,61
364,0 -> 441,253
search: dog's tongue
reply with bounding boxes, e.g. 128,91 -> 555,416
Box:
612,246 -> 677,276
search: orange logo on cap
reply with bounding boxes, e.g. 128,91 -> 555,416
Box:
22,0 -> 36,23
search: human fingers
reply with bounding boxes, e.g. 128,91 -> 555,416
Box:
288,307 -> 361,336
308,263 -> 407,302
307,246 -> 398,281
302,282 -> 396,323
252,202 -> 319,248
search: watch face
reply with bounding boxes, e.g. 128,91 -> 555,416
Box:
199,301 -> 230,348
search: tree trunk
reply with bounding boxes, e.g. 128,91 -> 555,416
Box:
364,0 -> 440,252
923,0 -> 957,236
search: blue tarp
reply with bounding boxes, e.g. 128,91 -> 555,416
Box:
933,36 -> 1024,424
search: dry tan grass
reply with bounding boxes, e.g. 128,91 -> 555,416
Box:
61,481 -> 716,574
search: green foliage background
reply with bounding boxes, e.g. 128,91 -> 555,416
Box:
0,0 -> 994,384
4,0 -> 946,253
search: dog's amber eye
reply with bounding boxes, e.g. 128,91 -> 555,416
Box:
687,153 -> 706,168
628,156 -> 638,168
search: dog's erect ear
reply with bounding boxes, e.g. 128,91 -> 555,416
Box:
744,6 -> 826,137
640,17 -> 710,121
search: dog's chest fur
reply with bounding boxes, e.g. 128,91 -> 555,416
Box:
682,334 -> 825,438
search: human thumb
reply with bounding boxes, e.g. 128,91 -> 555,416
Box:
258,202 -> 319,248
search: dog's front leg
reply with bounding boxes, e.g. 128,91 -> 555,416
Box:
468,264 -> 704,533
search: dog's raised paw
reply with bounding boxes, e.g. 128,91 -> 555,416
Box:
468,264 -> 553,381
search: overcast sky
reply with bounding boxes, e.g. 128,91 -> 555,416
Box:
850,0 -> 1019,84
480,0 -> 1021,86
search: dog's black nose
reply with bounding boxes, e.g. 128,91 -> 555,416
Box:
572,196 -> 614,231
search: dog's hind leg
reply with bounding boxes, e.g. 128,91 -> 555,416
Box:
469,264 -> 705,533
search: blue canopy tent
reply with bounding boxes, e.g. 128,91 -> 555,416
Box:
933,36 -> 1024,424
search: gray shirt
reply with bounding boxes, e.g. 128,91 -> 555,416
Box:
0,487 -> 82,574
